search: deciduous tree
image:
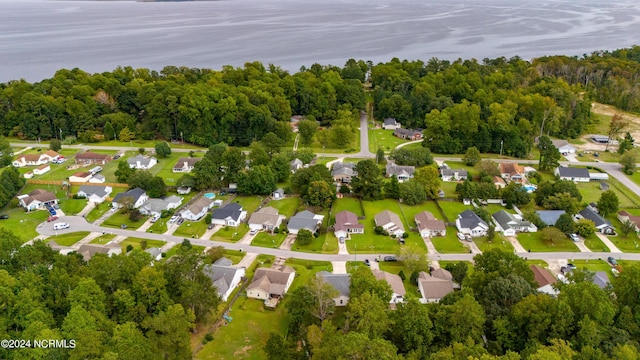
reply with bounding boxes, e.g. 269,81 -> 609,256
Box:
597,190 -> 619,217
463,146 -> 481,166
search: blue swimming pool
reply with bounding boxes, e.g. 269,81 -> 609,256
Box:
522,185 -> 537,193
204,193 -> 216,199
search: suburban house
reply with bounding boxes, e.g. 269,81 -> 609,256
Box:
394,128 -> 422,141
75,151 -> 112,165
554,166 -> 590,182
246,266 -> 296,308
493,176 -> 507,189
23,171 -> 33,179
172,157 -> 201,173
530,265 -> 558,296
374,210 -> 405,237
373,269 -> 406,304
382,118 -> 400,130
492,210 -> 537,236
418,268 -> 454,303
76,243 -> 122,262
33,163 -> 51,175
127,155 -> 157,170
272,188 -> 285,200
177,186 -> 191,195
139,196 -> 183,217
290,158 -> 304,173
89,174 -> 106,183
415,211 -> 446,237
440,168 -> 468,182
69,172 -> 92,183
592,271 -> 611,289
536,210 -> 566,227
331,162 -> 356,183
386,162 -> 415,182
618,210 -> 640,232
552,139 -> 577,155
17,189 -> 58,211
333,210 -> 364,240
456,210 -> 489,237
316,271 -> 351,306
77,185 -> 113,204
12,153 -> 49,167
144,248 -> 163,262
204,257 -> 246,302
112,188 -> 148,209
180,197 -> 215,221
499,163 -> 526,183
578,208 -> 615,234
288,210 -> 324,234
42,150 -> 60,162
248,206 -> 284,232
210,202 -> 246,226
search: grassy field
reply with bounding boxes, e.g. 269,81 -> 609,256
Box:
251,232 -> 287,249
90,234 -> 117,245
583,233 -> 610,252
430,228 -> 469,253
368,129 -> 408,153
517,232 -> 580,252
0,206 -> 50,242
440,181 -> 459,198
606,233 -> 640,253
222,249 -> 245,264
102,210 -> 145,230
58,198 -> 87,216
291,232 -> 339,254
211,224 -> 249,243
474,234 -> 514,253
16,149 -> 127,183
437,201 -> 473,222
267,197 -> 299,217
120,237 -> 166,252
47,231 -> 90,246
569,259 -> 615,278
331,197 -> 364,216
86,202 -> 112,223
314,157 -> 338,166
174,219 -> 209,238
577,178 -> 640,209
234,196 -> 264,214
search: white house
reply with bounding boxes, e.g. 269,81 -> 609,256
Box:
440,168 -> 468,182
386,162 -> 415,182
373,269 -> 406,304
374,210 -> 405,237
418,269 -> 454,303
492,210 -> 537,236
23,171 -> 33,179
204,258 -> 246,302
17,189 -> 57,211
33,163 -> 50,175
210,202 -> 246,227
290,158 -> 304,173
69,172 -> 92,183
139,196 -> 183,217
578,208 -> 615,234
554,166 -> 590,182
317,271 -> 351,306
530,265 -> 559,296
551,139 -> 576,155
77,185 -> 113,204
12,153 -> 48,167
180,197 -> 214,221
455,210 -> 489,237
112,188 -> 148,209
382,118 -> 400,130
89,174 -> 106,183
145,248 -> 163,262
172,157 -> 201,173
127,155 -> 157,170
247,266 -> 296,308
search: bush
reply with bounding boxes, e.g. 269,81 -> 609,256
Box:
297,229 -> 313,245
203,333 -> 214,344
129,209 -> 143,222
398,270 -> 406,281
205,213 -> 212,225
126,244 -> 133,253
402,232 -> 409,239
62,135 -> 77,145
161,209 -> 174,218
72,194 -> 86,199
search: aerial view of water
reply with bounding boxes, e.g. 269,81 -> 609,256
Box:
1,0 -> 639,82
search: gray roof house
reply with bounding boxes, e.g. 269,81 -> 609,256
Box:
211,202 -> 247,227
455,210 -> 489,237
578,208 -> 615,234
127,154 -> 157,170
383,118 -> 400,130
172,157 -> 201,173
288,210 -> 324,234
139,195 -> 183,216
554,166 -> 590,182
386,162 -> 415,182
112,188 -> 148,209
492,210 -> 537,236
180,196 -> 214,221
373,269 -> 406,304
536,210 -> 566,226
290,158 -> 304,173
145,247 -> 163,261
374,210 -> 405,237
418,268 -> 454,303
76,243 -> 122,262
272,188 -> 285,200
317,271 -> 351,306
592,271 -> 611,289
248,206 -> 284,232
77,185 -> 112,204
204,258 -> 246,302
441,168 -> 468,182
551,139 -> 577,155
331,162 -> 356,183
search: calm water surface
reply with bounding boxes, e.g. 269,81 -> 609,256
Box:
1,0 -> 639,82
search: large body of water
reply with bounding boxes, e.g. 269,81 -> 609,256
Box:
1,0 -> 640,83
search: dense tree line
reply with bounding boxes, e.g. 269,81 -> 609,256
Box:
270,249 -> 640,359
0,232 -> 219,360
0,62 -> 366,147
0,166 -> 25,210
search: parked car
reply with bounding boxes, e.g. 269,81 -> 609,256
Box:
250,229 -> 258,235
169,215 -> 179,223
53,204 -> 60,210
207,223 -> 215,230
53,222 -> 69,230
607,256 -> 618,266
47,207 -> 56,216
567,263 -> 577,270
456,233 -> 466,241
47,216 -> 58,222
0,215 -> 8,220
113,154 -> 121,160
364,259 -> 370,266
384,256 -> 397,262
150,214 -> 160,223
569,233 -> 580,242
177,218 -> 185,225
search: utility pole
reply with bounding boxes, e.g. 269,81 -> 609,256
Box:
500,140 -> 504,157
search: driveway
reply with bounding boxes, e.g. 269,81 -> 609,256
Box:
505,236 -> 527,252
595,232 -> 622,253
332,261 -> 347,274
338,240 -> 349,255
279,234 -> 296,250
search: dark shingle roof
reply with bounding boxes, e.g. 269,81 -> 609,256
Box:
556,166 -> 590,178
211,202 -> 243,221
458,210 -> 488,229
112,187 -> 146,203
579,208 -> 609,227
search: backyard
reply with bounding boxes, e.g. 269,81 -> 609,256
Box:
234,196 -> 264,214
436,200 -> 474,222
331,197 -> 364,217
267,197 -> 299,217
368,129 -> 409,153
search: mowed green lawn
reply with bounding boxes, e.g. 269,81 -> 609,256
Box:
251,232 -> 287,248
120,237 -> 166,252
437,201 -> 473,223
234,196 -> 263,213
368,129 -> 408,153
331,197 -> 364,216
102,211 -> 145,230
291,232 -> 339,254
267,197 -> 299,217
474,234 -> 514,253
583,233 -> 610,252
90,234 -> 117,245
58,198 -> 87,215
517,232 -> 579,252
164,243 -> 206,258
211,224 -> 249,243
48,231 -> 90,246
174,219 -> 209,238
0,206 -> 49,242
146,220 -> 168,234
86,202 -> 112,223
430,228 -> 469,253
399,201 -> 444,227
147,153 -> 205,186
577,179 -> 640,209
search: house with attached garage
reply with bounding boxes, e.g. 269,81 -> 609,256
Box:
418,268 -> 454,303
373,269 -> 406,304
112,188 -> 148,209
578,208 -> 615,234
492,210 -> 537,236
536,210 -> 566,227
551,139 -> 576,155
316,271 -> 351,306
440,168 -> 468,182
75,151 -> 112,165
247,266 -> 296,308
288,210 -> 324,234
333,210 -> 364,241
17,189 -> 58,211
530,265 -> 558,296
374,210 -> 405,237
172,157 -> 201,173
455,210 -> 489,237
77,185 -> 113,204
139,196 -> 183,217
12,153 -> 49,167
415,211 -> 446,237
127,155 -> 157,170
248,206 -> 284,232
554,166 -> 590,182
385,162 -> 415,182
394,128 -> 422,141
204,257 -> 246,302
76,243 -> 122,262
382,118 -> 400,130
180,197 -> 214,221
331,162 -> 356,184
210,202 -> 246,227
89,174 -> 106,183
499,163 -> 526,183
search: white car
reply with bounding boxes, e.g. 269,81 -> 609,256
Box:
569,233 -> 580,242
150,214 -> 160,223
53,222 -> 70,230
250,229 -> 258,235
168,215 -> 179,223
456,233 -> 466,241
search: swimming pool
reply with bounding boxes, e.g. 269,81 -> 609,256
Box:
204,193 -> 216,199
522,185 -> 537,193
